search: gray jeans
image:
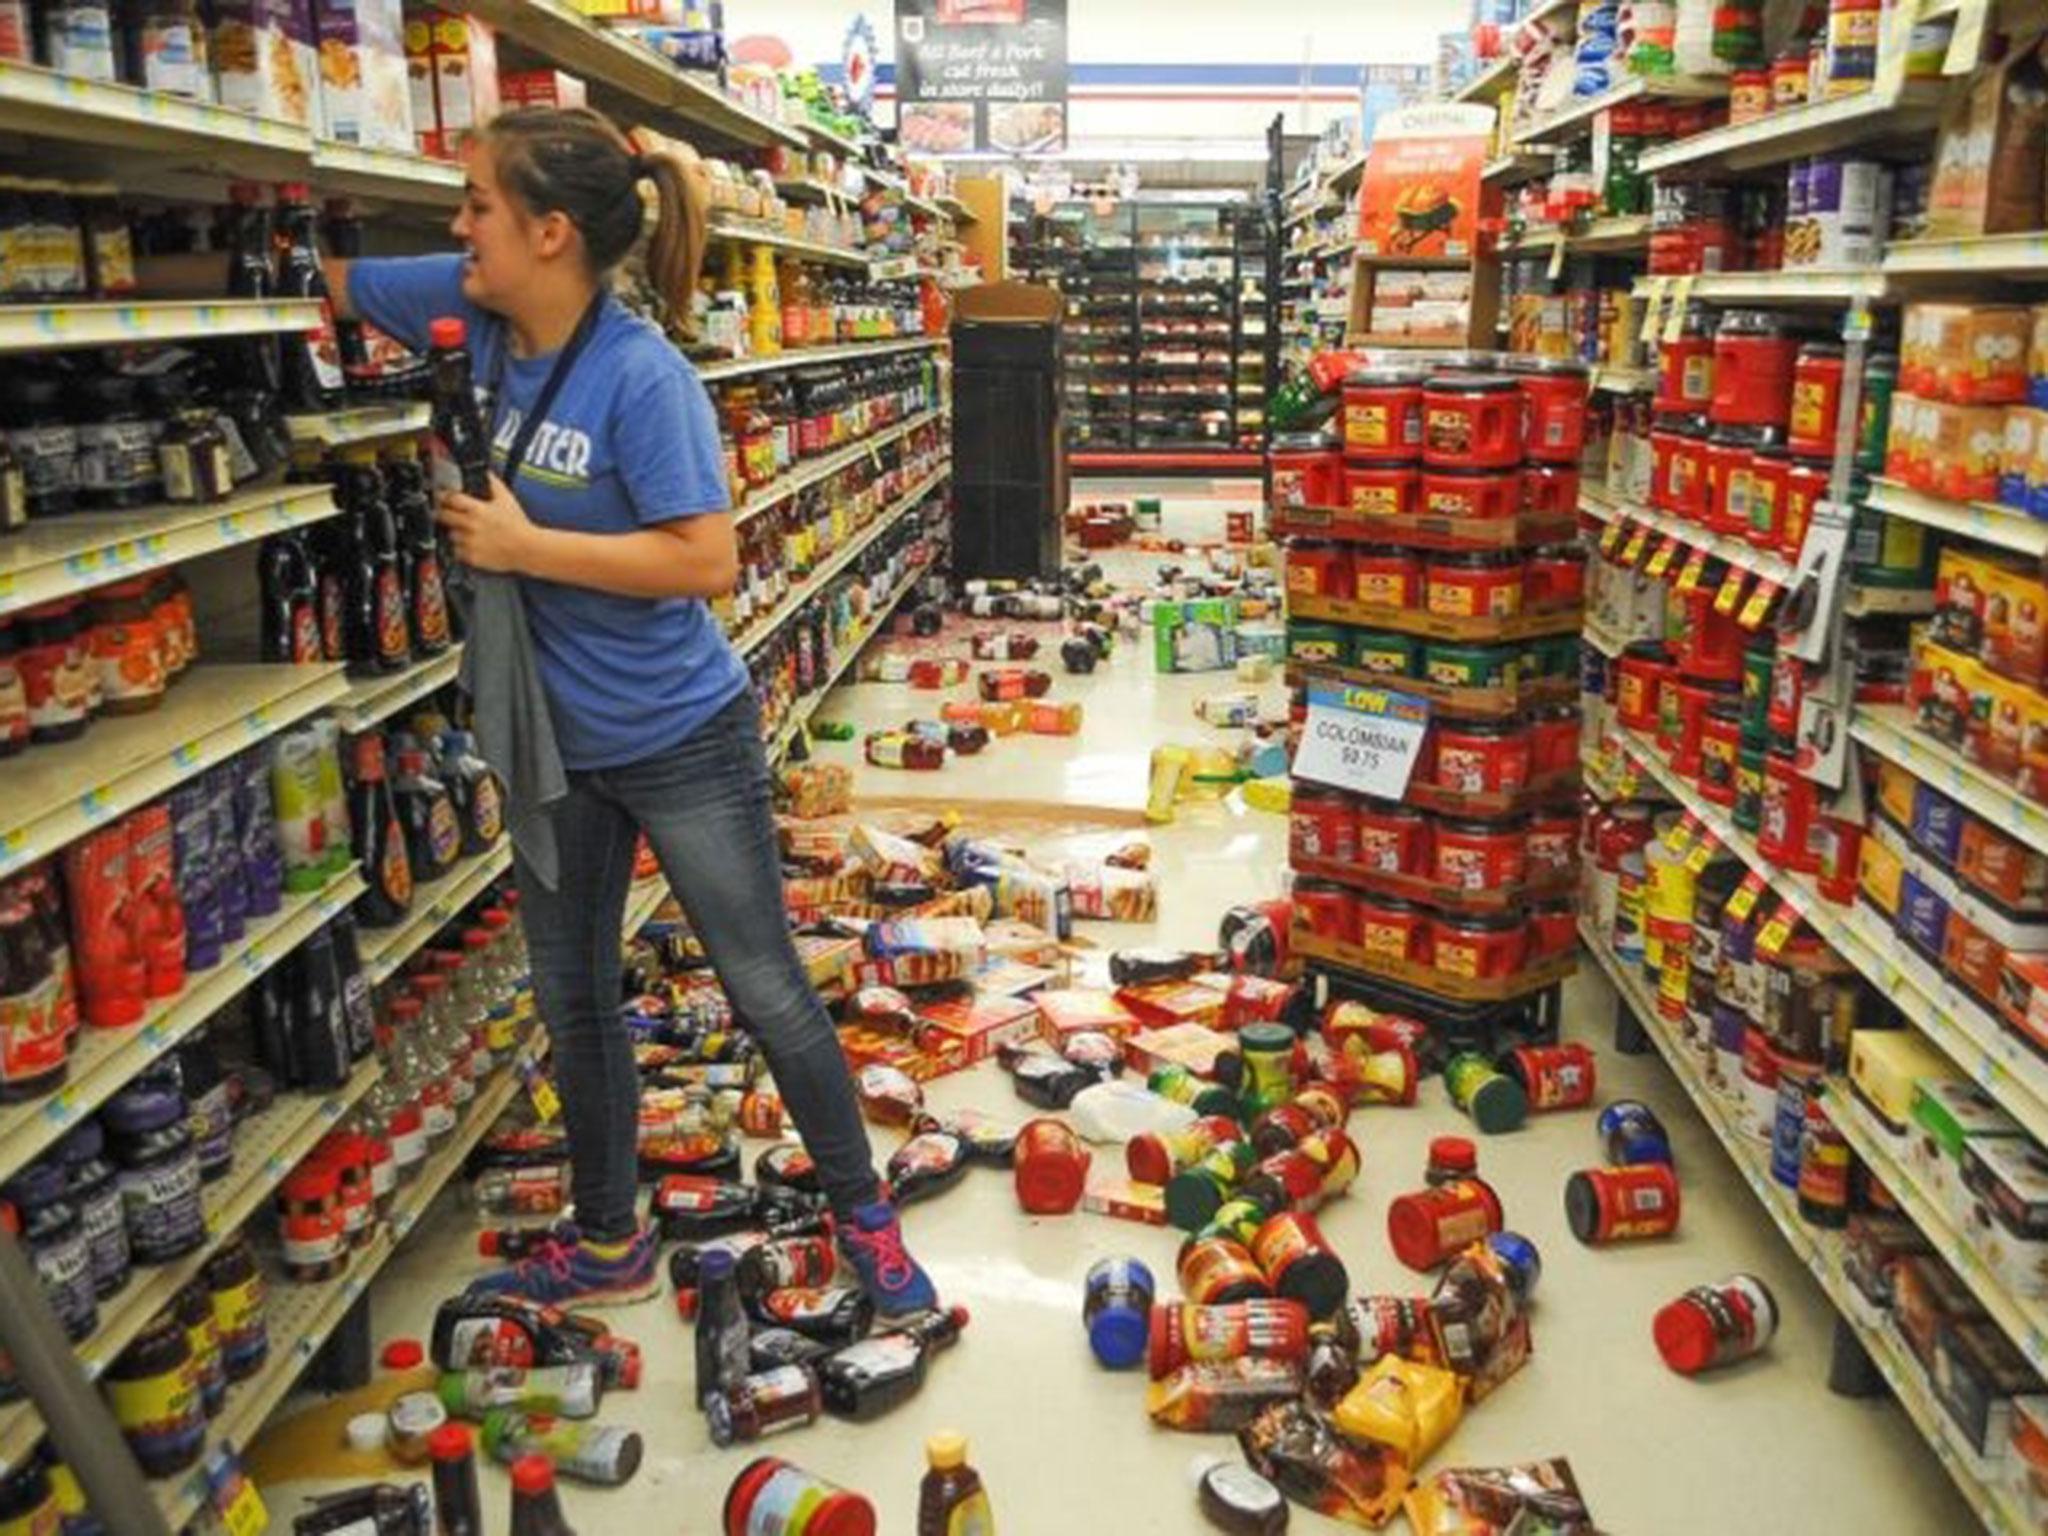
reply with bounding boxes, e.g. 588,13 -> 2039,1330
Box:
512,690 -> 878,1239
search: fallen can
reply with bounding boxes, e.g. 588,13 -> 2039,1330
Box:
1386,1179 -> 1503,1271
1653,1273 -> 1778,1374
1500,1042 -> 1598,1112
1564,1163 -> 1682,1244
1443,1053 -> 1528,1134
1178,1237 -> 1274,1306
723,1455 -> 876,1536
1148,1298 -> 1310,1379
1014,1118 -> 1091,1215
1598,1099 -> 1674,1166
1083,1256 -> 1155,1370
1250,1211 -> 1349,1319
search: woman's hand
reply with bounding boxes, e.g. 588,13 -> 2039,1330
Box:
437,473 -> 536,574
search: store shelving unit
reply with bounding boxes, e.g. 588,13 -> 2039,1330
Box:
706,218 -> 870,268
695,335 -> 942,384
0,298 -> 323,353
1630,270 -> 1893,305
1578,485 -> 1798,588
1851,704 -> 2048,861
1637,81 -> 1946,176
330,648 -> 466,735
1864,478 -> 2048,560
1514,73 -> 1728,147
765,545 -> 937,763
734,407 -> 945,528
284,404 -> 432,448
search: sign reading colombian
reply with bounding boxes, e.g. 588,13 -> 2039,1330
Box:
1292,682 -> 1433,802
895,0 -> 1067,155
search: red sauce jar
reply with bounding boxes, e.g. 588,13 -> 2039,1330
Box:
1711,310 -> 1797,430
1420,466 -> 1519,521
1521,463 -> 1580,519
1426,552 -> 1522,620
1293,880 -> 1359,944
1702,429 -> 1756,537
1432,719 -> 1531,795
1528,706 -> 1581,776
1286,542 -> 1352,601
1656,318 -> 1716,416
1422,376 -> 1522,469
1352,546 -> 1423,609
1746,445 -> 1789,551
1432,912 -> 1528,980
1787,343 -> 1844,459
1515,360 -> 1589,464
1699,701 -> 1743,806
1527,900 -> 1578,960
1525,545 -> 1584,609
1664,417 -> 1710,525
1758,748 -> 1819,873
1342,369 -> 1424,462
1781,457 -> 1828,563
1356,895 -> 1429,965
1344,461 -> 1421,518
1433,817 -> 1527,891
1269,433 -> 1343,510
1290,788 -> 1357,866
1353,800 -> 1429,874
1525,811 -> 1579,879
1616,643 -> 1674,732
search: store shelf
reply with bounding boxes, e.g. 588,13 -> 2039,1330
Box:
1865,477 -> 2048,559
1455,53 -> 1519,103
0,483 -> 341,621
1285,659 -> 1575,721
767,553 -> 933,762
1294,929 -> 1576,1000
1852,704 -> 2048,861
1885,232 -> 2048,278
1287,593 -> 1582,642
735,407 -> 945,528
1579,485 -> 1798,587
935,194 -> 974,222
308,140 -> 466,204
330,647 -> 465,734
357,842 -> 514,986
0,298 -> 323,354
0,664 -> 349,882
694,336 -> 942,383
801,118 -> 863,158
0,59 -> 312,168
1509,215 -> 1652,256
157,1037 -> 540,1531
284,404 -> 432,448
1639,83 -> 1945,175
1592,364 -> 1655,394
447,0 -> 804,148
0,864 -> 365,1192
1630,269 -> 1892,305
0,1052 -> 385,1473
733,464 -> 948,660
1515,73 -> 1728,146
622,875 -> 671,937
706,218 -> 871,267
774,176 -> 851,205
1484,151 -> 1553,185
1579,919 -> 2036,1536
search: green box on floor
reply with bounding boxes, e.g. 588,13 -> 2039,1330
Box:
1154,598 -> 1240,672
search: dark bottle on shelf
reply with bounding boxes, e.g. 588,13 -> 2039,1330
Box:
392,745 -> 461,883
429,1422 -> 483,1536
258,532 -> 322,665
694,1249 -> 751,1411
338,462 -> 410,674
817,1305 -> 969,1422
321,197 -> 372,384
506,1455 -> 575,1536
224,182 -> 282,396
386,453 -> 452,655
330,911 -> 376,1062
276,182 -> 345,414
348,734 -> 414,927
427,317 -> 493,500
290,924 -> 352,1091
438,731 -> 503,857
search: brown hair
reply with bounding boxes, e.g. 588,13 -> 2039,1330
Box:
479,106 -> 708,335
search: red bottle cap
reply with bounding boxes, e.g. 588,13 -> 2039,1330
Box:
427,1423 -> 473,1462
510,1455 -> 555,1496
278,181 -> 311,201
381,1338 -> 424,1370
1653,1295 -> 1716,1375
429,316 -> 468,350
1428,1135 -> 1477,1175
674,1287 -> 698,1322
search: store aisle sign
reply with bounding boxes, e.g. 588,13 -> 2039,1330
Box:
1294,681 -> 1432,801
895,0 -> 1067,155
1356,102 -> 1492,262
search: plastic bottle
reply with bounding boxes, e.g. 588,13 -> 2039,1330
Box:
437,1363 -> 603,1421
707,1364 -> 824,1446
258,531 -> 321,664
393,746 -> 461,883
508,1455 -> 576,1536
817,1306 -> 969,1422
439,732 -> 504,857
275,182 -> 344,413
916,1431 -> 993,1536
479,1410 -> 643,1487
695,1248 -> 751,1409
744,1286 -> 872,1347
348,734 -> 413,925
995,1041 -> 1096,1110
429,1422 -> 483,1536
1068,1080 -> 1199,1143
1083,1258 -> 1154,1369
1191,1455 -> 1289,1533
385,451 -> 452,656
223,182 -> 281,394
427,318 -> 493,500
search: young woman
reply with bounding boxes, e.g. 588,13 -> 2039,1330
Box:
330,107 -> 936,1315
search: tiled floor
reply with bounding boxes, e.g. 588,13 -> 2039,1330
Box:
254,490 -> 1972,1534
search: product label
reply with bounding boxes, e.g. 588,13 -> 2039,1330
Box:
116,1156 -> 203,1261
77,419 -> 159,493
210,1275 -> 266,1346
413,558 -> 451,650
106,1363 -> 197,1439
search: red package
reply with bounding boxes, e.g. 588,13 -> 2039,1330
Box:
1145,1356 -> 1303,1432
1034,987 -> 1139,1043
127,804 -> 185,999
62,823 -> 146,1027
1116,979 -> 1226,1030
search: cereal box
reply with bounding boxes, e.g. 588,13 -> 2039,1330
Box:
214,0 -> 319,128
314,0 -> 412,149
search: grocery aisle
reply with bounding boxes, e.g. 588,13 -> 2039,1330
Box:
246,497 -> 1970,1534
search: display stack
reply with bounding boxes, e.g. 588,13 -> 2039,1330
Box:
1425,0 -> 2048,1526
1275,361 -> 1586,1075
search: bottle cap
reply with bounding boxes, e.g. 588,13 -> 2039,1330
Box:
345,1413 -> 388,1452
427,1423 -> 473,1463
380,1337 -> 424,1370
429,316 -> 468,349
925,1431 -> 967,1470
510,1455 -> 555,1496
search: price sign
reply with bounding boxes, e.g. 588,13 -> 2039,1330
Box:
525,1067 -> 561,1125
207,1452 -> 268,1536
1547,237 -> 1566,281
1739,578 -> 1780,630
1754,896 -> 1803,960
1725,869 -> 1768,922
1639,276 -> 1670,349
1620,524 -> 1651,567
1293,681 -> 1433,802
1599,518 -> 1629,559
1663,811 -> 1704,854
1684,831 -> 1724,873
1674,546 -> 1712,594
1645,535 -> 1681,580
1714,566 -> 1750,616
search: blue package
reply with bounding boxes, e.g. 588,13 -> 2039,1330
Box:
1898,871 -> 1950,959
1911,784 -> 1965,863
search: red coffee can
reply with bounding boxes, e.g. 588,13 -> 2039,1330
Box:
1500,1042 -> 1598,1112
1564,1163 -> 1681,1244
1177,1237 -> 1272,1306
1250,1211 -> 1349,1320
1386,1178 -> 1503,1271
1015,1118 -> 1091,1214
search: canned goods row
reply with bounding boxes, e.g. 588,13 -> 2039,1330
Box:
1271,452 -> 1584,524
1293,885 -> 1576,981
1289,789 -> 1578,894
1286,624 -> 1578,692
1286,541 -> 1585,621
1339,366 -> 1590,469
1288,705 -> 1580,801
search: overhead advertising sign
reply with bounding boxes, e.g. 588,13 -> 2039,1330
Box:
895,0 -> 1067,155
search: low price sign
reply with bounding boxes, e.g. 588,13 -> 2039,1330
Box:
1293,681 -> 1433,801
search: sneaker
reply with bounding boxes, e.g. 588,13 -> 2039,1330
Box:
465,1226 -> 660,1309
837,1199 -> 938,1319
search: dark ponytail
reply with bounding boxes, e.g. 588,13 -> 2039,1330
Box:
480,106 -> 708,336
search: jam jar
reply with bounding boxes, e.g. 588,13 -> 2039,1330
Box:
2,375 -> 80,518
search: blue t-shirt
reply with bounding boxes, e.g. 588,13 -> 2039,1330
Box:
348,254 -> 746,771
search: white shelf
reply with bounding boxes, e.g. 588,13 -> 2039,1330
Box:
1631,270 -> 1892,305
707,218 -> 871,268
775,176 -> 852,204
1593,364 -> 1655,393
1639,82 -> 1945,175
1483,151 -> 1552,185
284,404 -> 431,448
0,663 -> 349,882
733,464 -> 948,660
735,407 -> 945,529
0,483 -> 340,621
0,298 -> 323,354
357,842 -> 514,986
1515,73 -> 1728,146
802,118 -> 863,159
1852,703 -> 2048,862
935,194 -> 974,223
0,865 -> 365,1190
1579,484 -> 1797,587
1509,216 -> 1652,256
308,140 -> 466,204
694,336 -> 943,383
330,647 -> 464,734
1865,477 -> 2048,559
1455,53 -> 1519,103
1885,231 -> 2048,278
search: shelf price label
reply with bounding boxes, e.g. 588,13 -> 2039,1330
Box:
1739,578 -> 1780,631
1598,517 -> 1629,559
1674,546 -> 1712,595
1663,811 -> 1704,854
1292,680 -> 1432,802
1684,831 -> 1724,873
1620,523 -> 1651,567
1754,896 -> 1804,960
1714,566 -> 1751,616
1725,869 -> 1769,922
1645,535 -> 1681,580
